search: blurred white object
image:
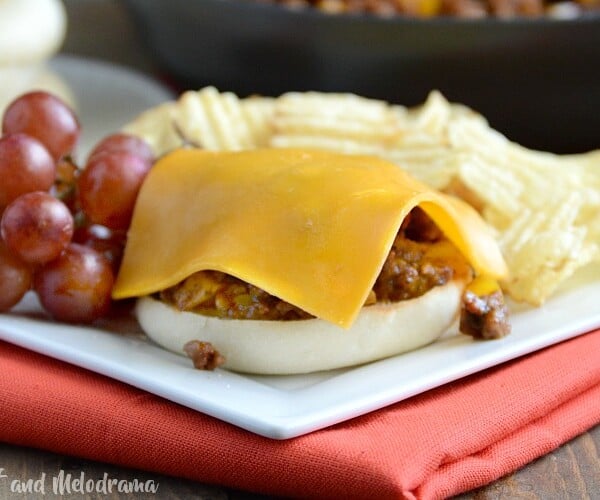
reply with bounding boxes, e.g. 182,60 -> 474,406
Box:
0,0 -> 67,65
0,0 -> 70,117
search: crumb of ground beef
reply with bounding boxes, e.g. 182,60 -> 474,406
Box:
460,290 -> 511,339
183,340 -> 225,370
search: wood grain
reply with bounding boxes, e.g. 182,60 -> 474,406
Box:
457,424 -> 600,500
0,425 -> 597,499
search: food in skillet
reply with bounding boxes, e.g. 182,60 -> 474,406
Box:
251,0 -> 599,18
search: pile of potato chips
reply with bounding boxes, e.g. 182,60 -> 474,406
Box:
124,87 -> 600,305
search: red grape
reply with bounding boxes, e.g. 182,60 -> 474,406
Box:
88,133 -> 154,165
2,91 -> 80,161
1,192 -> 74,265
0,241 -> 32,311
34,243 -> 114,323
73,223 -> 126,273
0,133 -> 56,211
77,151 -> 151,230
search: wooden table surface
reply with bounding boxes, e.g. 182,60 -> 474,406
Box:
1,1 -> 597,498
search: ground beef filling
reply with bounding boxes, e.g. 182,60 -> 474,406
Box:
160,207 -> 472,321
460,290 -> 511,339
161,270 -> 314,320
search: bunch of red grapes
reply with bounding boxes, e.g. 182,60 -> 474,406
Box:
0,91 -> 154,322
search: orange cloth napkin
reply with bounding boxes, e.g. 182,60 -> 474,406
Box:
1,330 -> 600,499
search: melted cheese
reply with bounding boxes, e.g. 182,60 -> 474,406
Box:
112,149 -> 508,328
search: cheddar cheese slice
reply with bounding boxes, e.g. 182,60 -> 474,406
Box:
112,148 -> 507,328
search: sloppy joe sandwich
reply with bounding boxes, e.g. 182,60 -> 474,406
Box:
112,148 -> 510,374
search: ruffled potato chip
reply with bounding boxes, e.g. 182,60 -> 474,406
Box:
175,87 -> 265,151
271,91 -> 399,154
122,101 -> 182,156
